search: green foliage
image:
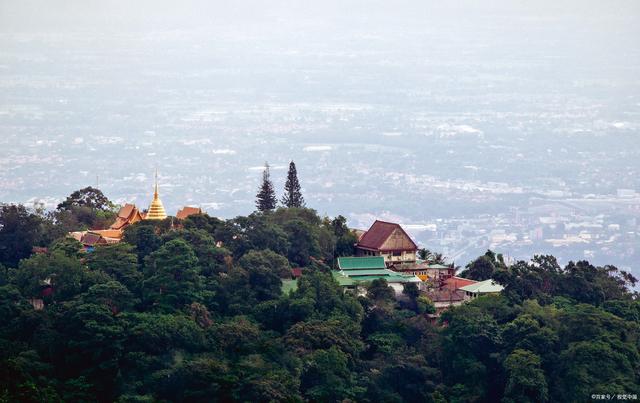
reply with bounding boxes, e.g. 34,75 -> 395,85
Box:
255,162 -> 277,212
57,187 -> 113,212
87,243 -> 142,295
0,204 -> 47,268
327,215 -> 358,259
460,249 -> 506,281
367,278 -> 395,302
283,219 -> 320,267
417,295 -> 436,314
281,161 -> 305,208
50,237 -> 83,258
123,222 -> 163,261
239,250 -> 285,302
56,187 -> 117,230
502,349 -> 548,403
15,251 -> 97,303
300,347 -> 357,402
418,248 -> 447,265
143,239 -> 202,311
494,255 -> 637,306
1,204 -> 639,402
182,213 -> 222,234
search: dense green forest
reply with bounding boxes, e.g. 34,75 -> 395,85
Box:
0,190 -> 638,402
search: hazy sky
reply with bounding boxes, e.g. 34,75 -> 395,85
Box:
2,0 -> 639,31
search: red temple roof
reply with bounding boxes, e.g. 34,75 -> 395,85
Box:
357,220 -> 417,251
176,206 -> 203,220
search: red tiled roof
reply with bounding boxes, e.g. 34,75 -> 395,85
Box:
291,268 -> 303,278
32,246 -> 49,254
356,220 -> 417,251
176,206 -> 202,220
443,276 -> 478,291
81,232 -> 105,246
426,289 -> 465,303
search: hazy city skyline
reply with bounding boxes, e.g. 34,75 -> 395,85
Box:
1,0 -> 639,271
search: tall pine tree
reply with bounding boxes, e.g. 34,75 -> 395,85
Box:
281,161 -> 305,208
256,162 -> 277,212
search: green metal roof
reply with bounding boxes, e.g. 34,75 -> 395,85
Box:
340,268 -> 392,276
337,256 -> 386,270
281,279 -> 299,294
333,269 -> 422,285
459,279 -> 504,294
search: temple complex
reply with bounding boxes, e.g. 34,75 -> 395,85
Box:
70,170 -> 203,249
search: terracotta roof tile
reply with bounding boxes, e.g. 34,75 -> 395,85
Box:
443,276 -> 478,290
81,232 -> 105,246
110,217 -> 129,230
426,289 -> 466,302
117,204 -> 135,219
176,206 -> 202,220
356,220 -> 417,251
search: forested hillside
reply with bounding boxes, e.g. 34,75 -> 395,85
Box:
0,198 -> 638,402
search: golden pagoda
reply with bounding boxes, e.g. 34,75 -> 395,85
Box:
145,169 -> 167,220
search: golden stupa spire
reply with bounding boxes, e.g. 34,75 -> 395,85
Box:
154,168 -> 159,199
145,168 -> 167,220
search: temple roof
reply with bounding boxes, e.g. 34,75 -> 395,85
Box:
356,220 -> 418,251
117,204 -> 136,219
110,203 -> 143,230
176,206 -> 202,220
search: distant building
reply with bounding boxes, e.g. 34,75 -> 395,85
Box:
176,206 -> 203,220
69,204 -> 143,247
459,279 -> 504,300
69,230 -> 120,252
109,204 -> 144,232
355,220 -> 418,266
68,170 -> 169,247
110,203 -> 144,231
291,268 -> 303,279
395,263 -> 455,283
442,276 -> 478,291
424,288 -> 466,314
335,256 -> 422,295
28,298 -> 44,311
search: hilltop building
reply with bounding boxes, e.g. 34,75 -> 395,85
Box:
69,171 -> 206,248
176,206 -> 203,220
459,279 -> 504,300
355,220 -> 418,266
394,263 -> 455,284
110,204 -> 144,231
442,276 -> 478,291
334,256 -> 422,295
